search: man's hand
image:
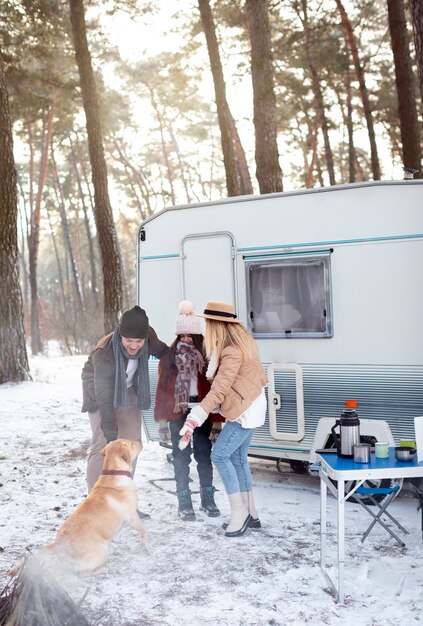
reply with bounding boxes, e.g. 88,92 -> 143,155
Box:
158,419 -> 170,442
209,422 -> 223,443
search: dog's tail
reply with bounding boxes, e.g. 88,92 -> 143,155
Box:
7,543 -> 57,577
7,561 -> 22,577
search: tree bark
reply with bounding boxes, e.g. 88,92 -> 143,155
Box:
45,208 -> 73,355
388,0 -> 422,177
246,0 -> 283,193
335,0 -> 381,180
51,144 -> 86,318
69,140 -> 100,306
110,137 -> 153,219
305,119 -> 319,188
0,51 -> 30,382
28,106 -> 53,355
345,68 -> 356,182
147,85 -> 177,206
301,0 -> 336,185
231,112 -> 254,195
408,0 -> 423,114
69,0 -> 122,333
198,0 -> 242,196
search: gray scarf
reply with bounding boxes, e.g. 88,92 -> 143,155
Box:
112,328 -> 151,410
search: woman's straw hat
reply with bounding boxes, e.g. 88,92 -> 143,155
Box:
195,301 -> 241,323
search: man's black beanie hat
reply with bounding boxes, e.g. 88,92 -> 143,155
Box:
119,306 -> 149,339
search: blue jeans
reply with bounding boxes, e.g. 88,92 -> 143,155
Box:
211,421 -> 253,495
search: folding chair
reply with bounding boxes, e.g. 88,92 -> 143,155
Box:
352,479 -> 409,547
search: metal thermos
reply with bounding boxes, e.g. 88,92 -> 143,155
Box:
331,400 -> 361,458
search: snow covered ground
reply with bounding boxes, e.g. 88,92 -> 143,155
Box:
1,350 -> 423,625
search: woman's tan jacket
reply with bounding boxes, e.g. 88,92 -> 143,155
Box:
199,346 -> 267,421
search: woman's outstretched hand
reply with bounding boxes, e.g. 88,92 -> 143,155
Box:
178,417 -> 199,450
178,405 -> 208,450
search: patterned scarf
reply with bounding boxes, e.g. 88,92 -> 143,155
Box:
174,341 -> 205,412
112,328 -> 151,410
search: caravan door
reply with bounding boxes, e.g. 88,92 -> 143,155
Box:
181,232 -> 236,309
268,363 -> 305,441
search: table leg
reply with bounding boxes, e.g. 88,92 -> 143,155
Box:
337,478 -> 345,603
320,473 -> 327,568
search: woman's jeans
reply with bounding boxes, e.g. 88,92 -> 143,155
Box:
169,413 -> 213,492
211,421 -> 253,495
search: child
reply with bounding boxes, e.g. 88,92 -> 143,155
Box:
154,301 -> 223,520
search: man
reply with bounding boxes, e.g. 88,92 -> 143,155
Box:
82,306 -> 168,517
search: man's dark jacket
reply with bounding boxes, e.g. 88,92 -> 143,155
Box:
82,327 -> 168,441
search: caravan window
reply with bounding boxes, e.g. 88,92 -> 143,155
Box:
246,254 -> 333,338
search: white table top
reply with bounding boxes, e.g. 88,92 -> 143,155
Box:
317,448 -> 423,481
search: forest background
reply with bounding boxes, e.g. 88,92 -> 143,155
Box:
0,0 -> 422,383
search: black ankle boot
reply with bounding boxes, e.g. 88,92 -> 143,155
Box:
177,489 -> 196,521
222,516 -> 261,530
200,486 -> 220,517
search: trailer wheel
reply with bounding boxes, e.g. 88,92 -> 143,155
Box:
276,459 -> 310,474
289,460 -> 310,475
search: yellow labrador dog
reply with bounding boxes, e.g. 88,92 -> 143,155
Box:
9,438 -> 149,577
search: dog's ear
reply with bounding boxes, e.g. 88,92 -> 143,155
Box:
100,446 -> 107,457
119,442 -> 131,465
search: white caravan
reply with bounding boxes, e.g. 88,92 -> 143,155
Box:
137,180 -> 423,473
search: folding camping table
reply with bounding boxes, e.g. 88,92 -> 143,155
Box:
317,449 -> 423,603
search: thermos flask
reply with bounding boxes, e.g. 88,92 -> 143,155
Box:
331,400 -> 361,458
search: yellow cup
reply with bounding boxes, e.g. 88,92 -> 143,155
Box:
375,442 -> 389,458
400,439 -> 416,448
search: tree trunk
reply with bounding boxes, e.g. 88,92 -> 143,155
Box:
69,0 -> 122,333
388,0 -> 422,177
45,208 -> 73,355
147,85 -> 176,205
28,106 -> 53,355
69,140 -> 100,306
110,137 -> 153,219
345,68 -> 356,182
305,120 -> 319,188
16,174 -> 30,307
51,145 -> 86,319
246,0 -> 283,193
231,112 -> 254,194
0,51 -> 30,382
408,1 -> 423,118
301,0 -> 336,185
167,120 -> 193,204
335,0 -> 381,180
198,0 -> 241,196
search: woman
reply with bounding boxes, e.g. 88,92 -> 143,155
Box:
154,301 -> 223,521
179,301 -> 267,537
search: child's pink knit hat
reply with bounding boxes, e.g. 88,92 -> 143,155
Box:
175,300 -> 202,335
